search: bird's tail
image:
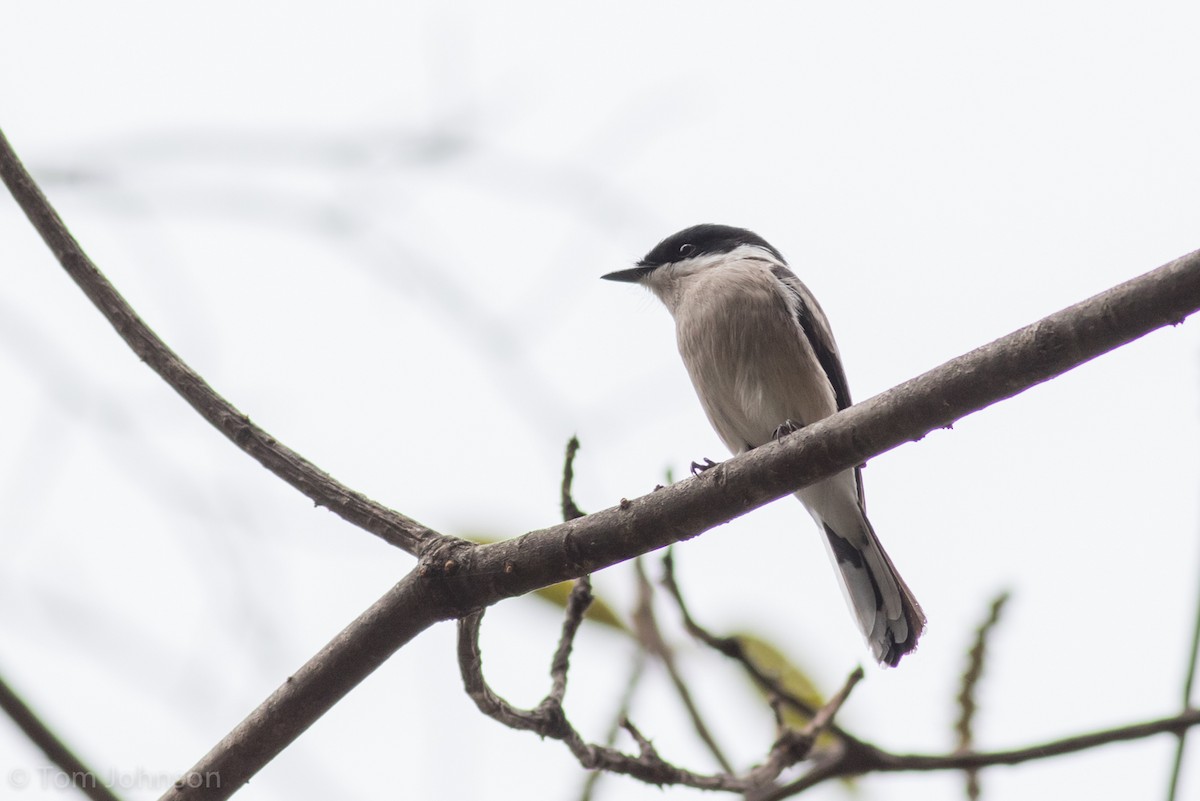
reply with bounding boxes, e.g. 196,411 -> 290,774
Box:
819,515 -> 925,667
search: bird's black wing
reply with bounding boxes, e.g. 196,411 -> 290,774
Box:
770,263 -> 866,508
770,264 -> 853,411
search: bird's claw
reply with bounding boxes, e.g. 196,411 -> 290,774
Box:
773,419 -> 804,440
690,458 -> 719,476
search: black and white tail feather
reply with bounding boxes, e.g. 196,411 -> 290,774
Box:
603,224 -> 925,666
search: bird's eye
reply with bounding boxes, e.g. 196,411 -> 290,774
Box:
678,243 -> 696,257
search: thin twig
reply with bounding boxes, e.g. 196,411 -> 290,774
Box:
456,609 -> 742,791
742,668 -> 865,798
578,645 -> 648,801
659,550 -> 868,753
0,673 -> 124,801
955,591 -> 1011,799
630,558 -> 734,772
458,610 -> 565,734
620,717 -> 660,759
764,708 -> 1200,801
660,550 -> 813,712
1167,531 -> 1200,801
549,577 -> 594,703
886,709 -> 1200,770
562,435 -> 586,521
458,608 -> 864,796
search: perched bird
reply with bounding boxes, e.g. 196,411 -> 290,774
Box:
603,224 -> 925,666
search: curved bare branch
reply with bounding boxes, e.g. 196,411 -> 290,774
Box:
0,128 -> 438,555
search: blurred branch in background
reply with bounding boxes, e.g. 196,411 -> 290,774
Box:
630,557 -> 734,773
0,672 -> 123,801
6,121 -> 1200,799
0,127 -> 439,556
577,569 -> 649,801
29,119 -> 658,443
662,549 -> 833,726
954,591 -> 1011,799
1167,526 -> 1200,801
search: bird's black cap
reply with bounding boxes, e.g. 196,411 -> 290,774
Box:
602,224 -> 784,282
638,224 -> 784,268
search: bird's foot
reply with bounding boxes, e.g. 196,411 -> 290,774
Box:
690,458 -> 719,476
773,419 -> 804,440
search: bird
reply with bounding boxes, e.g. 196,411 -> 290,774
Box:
602,223 -> 925,666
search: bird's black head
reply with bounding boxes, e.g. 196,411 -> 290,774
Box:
638,224 -> 784,268
601,224 -> 784,283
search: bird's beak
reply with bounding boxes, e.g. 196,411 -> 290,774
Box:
601,264 -> 654,282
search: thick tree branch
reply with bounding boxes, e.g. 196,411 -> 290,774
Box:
5,127 -> 1200,798
158,571 -> 446,799
0,128 -> 437,555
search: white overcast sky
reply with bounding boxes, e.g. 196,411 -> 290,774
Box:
3,2 -> 1200,800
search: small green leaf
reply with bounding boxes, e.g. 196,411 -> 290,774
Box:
534,580 -> 628,633
732,632 -> 826,729
732,633 -> 853,790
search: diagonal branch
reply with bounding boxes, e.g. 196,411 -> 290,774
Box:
0,673 -> 124,801
660,549 -> 868,754
0,127 -> 437,555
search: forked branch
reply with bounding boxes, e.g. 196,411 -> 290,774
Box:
457,585 -> 862,794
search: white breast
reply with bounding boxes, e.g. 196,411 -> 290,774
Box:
664,258 -> 839,454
